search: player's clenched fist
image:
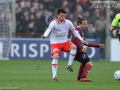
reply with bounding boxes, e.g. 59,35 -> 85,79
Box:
99,44 -> 105,48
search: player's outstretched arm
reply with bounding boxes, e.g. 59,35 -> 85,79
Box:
85,41 -> 105,48
41,28 -> 51,40
72,30 -> 88,45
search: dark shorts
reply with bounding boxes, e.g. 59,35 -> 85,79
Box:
74,52 -> 90,65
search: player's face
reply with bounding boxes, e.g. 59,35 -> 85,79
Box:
57,13 -> 66,22
81,20 -> 87,30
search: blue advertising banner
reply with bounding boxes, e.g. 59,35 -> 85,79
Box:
9,38 -> 100,60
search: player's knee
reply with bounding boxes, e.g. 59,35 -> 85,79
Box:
72,45 -> 77,49
53,53 -> 59,60
53,56 -> 59,60
86,61 -> 93,67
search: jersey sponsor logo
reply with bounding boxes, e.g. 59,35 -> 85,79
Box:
81,54 -> 87,59
53,48 -> 59,52
56,33 -> 66,37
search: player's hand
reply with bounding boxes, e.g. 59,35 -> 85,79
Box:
99,44 -> 105,48
81,48 -> 87,53
81,40 -> 88,45
41,35 -> 46,40
112,29 -> 118,37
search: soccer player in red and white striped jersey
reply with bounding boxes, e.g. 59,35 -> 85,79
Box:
71,17 -> 105,82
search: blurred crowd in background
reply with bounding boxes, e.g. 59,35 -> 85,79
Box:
16,0 -> 120,39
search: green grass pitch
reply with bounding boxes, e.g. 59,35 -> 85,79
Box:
0,60 -> 120,90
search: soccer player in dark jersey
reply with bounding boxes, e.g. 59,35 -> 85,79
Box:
71,17 -> 105,82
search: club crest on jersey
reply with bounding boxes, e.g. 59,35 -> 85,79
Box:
65,26 -> 68,29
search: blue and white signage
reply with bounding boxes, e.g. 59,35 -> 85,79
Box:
9,38 -> 100,60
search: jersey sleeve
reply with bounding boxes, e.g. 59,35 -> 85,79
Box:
86,41 -> 100,48
43,21 -> 54,37
69,20 -> 75,31
111,14 -> 119,26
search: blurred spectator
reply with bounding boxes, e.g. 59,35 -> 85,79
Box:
42,10 -> 52,26
74,7 -> 83,20
32,0 -> 39,10
84,11 -> 92,23
100,7 -> 106,16
16,7 -> 24,33
22,1 -> 31,14
80,0 -> 88,11
15,3 -> 19,10
23,16 -> 30,32
62,0 -> 70,9
65,7 -> 71,19
110,10 -> 115,22
19,0 -> 26,8
67,0 -> 75,11
30,14 -> 35,22
87,23 -> 98,38
28,21 -> 37,36
47,0 -> 55,12
91,9 -> 100,25
76,3 -> 83,13
30,7 -> 36,16
38,3 -> 45,16
69,13 -> 76,22
95,14 -> 106,58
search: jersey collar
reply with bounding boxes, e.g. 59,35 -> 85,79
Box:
56,18 -> 66,24
77,26 -> 85,33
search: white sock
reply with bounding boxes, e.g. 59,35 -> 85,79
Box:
68,49 -> 76,65
52,59 -> 58,78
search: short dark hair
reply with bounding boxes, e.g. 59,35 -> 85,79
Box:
77,17 -> 86,25
57,8 -> 67,15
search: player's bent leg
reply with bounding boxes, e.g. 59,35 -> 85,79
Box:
86,61 -> 93,67
80,61 -> 93,82
67,45 -> 77,72
69,44 -> 77,50
76,63 -> 85,81
52,53 -> 59,81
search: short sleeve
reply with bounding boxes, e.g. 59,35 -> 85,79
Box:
111,15 -> 119,26
69,20 -> 75,31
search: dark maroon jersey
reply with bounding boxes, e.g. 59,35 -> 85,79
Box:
71,26 -> 100,53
